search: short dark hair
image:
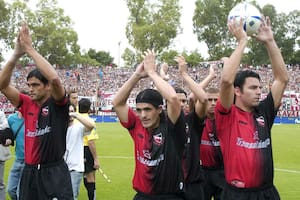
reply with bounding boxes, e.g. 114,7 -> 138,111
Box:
205,87 -> 219,94
234,70 -> 260,91
174,88 -> 187,97
79,98 -> 91,113
136,89 -> 163,108
27,69 -> 48,85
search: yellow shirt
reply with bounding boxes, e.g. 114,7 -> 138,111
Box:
81,113 -> 98,146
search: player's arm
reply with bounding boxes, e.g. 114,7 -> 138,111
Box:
194,65 -> 217,118
19,23 -> 65,101
88,140 -> 100,169
253,17 -> 289,108
144,50 -> 180,124
175,55 -> 208,118
220,18 -> 248,109
112,62 -> 146,123
70,112 -> 95,132
0,30 -> 24,107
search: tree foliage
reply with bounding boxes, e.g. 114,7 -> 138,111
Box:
2,0 -> 114,67
125,0 -> 181,55
122,48 -> 137,68
0,0 -> 11,61
160,50 -> 179,65
87,49 -> 114,67
193,0 -> 300,65
193,0 -> 241,60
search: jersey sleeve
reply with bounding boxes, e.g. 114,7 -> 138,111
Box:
257,92 -> 277,130
120,107 -> 137,130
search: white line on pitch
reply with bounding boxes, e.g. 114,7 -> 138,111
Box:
98,156 -> 300,174
275,168 -> 300,174
100,156 -> 134,159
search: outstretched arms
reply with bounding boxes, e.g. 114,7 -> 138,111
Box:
219,18 -> 248,109
18,23 -> 65,101
0,29 -> 25,107
253,16 -> 289,108
112,62 -> 147,123
144,50 -> 181,124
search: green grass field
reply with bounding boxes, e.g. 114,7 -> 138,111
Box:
4,123 -> 300,199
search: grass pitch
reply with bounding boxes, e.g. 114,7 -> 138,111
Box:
4,123 -> 300,199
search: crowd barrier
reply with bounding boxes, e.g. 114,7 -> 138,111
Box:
90,115 -> 300,124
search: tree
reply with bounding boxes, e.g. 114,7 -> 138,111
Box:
5,0 -> 81,66
247,6 -> 300,65
193,0 -> 300,65
125,0 -> 181,55
185,50 -> 204,67
0,0 -> 13,61
193,0 -> 240,60
160,50 -> 178,65
122,47 -> 137,68
87,49 -> 114,67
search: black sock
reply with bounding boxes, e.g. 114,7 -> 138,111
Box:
84,178 -> 96,200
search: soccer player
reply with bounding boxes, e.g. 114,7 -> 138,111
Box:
0,23 -> 73,199
112,50 -> 186,200
199,87 -> 226,200
215,17 -> 289,199
175,56 -> 222,200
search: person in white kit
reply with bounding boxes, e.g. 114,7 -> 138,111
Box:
64,102 -> 95,200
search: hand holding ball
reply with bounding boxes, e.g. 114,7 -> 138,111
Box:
228,2 -> 262,36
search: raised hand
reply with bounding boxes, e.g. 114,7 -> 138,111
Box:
174,55 -> 188,75
143,49 -> 156,75
134,62 -> 148,78
208,64 -> 217,79
228,17 -> 248,42
18,23 -> 34,53
252,16 -> 274,44
159,62 -> 170,80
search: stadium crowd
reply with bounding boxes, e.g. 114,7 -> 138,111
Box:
0,63 -> 299,113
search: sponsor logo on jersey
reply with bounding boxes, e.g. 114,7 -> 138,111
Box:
236,137 -> 270,149
238,120 -> 248,125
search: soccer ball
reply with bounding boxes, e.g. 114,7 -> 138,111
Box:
228,2 -> 262,36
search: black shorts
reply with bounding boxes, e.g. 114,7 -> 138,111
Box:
201,168 -> 226,200
134,192 -> 184,200
19,159 -> 73,200
84,146 -> 96,173
221,183 -> 280,200
184,181 -> 204,200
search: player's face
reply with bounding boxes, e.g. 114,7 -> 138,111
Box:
207,93 -> 219,115
177,93 -> 189,114
69,92 -> 78,106
136,103 -> 162,130
27,77 -> 49,103
237,77 -> 261,110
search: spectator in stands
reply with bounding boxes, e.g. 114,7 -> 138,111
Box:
112,50 -> 186,200
0,23 -> 73,199
215,17 -> 288,199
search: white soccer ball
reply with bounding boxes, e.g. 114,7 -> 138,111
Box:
228,2 -> 262,36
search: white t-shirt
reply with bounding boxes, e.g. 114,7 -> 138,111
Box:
64,123 -> 90,172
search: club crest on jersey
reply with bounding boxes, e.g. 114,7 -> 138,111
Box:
256,116 -> 265,127
41,106 -> 49,117
153,133 -> 163,145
